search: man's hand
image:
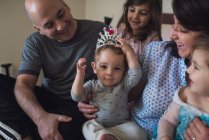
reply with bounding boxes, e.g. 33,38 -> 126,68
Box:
36,112 -> 71,140
78,101 -> 98,120
184,118 -> 209,140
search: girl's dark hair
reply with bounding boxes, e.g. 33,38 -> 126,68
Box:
117,0 -> 162,41
172,0 -> 209,35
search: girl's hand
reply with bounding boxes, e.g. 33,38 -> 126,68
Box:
116,38 -> 134,55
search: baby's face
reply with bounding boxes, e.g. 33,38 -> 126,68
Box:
187,48 -> 209,96
93,48 -> 126,88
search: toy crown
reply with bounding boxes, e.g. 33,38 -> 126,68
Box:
96,26 -> 121,49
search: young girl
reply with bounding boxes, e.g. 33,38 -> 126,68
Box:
71,28 -> 146,140
158,35 -> 209,140
117,0 -> 162,58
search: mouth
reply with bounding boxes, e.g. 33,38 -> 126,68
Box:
58,22 -> 70,35
130,21 -> 140,26
188,77 -> 193,86
177,44 -> 184,50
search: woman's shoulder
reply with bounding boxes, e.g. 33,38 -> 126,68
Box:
144,41 -> 171,52
146,31 -> 161,42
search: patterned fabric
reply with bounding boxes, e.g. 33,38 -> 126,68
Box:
0,121 -> 21,140
130,41 -> 187,138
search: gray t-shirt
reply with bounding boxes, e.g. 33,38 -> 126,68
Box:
19,20 -> 106,99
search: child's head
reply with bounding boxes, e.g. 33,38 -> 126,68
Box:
118,0 -> 161,40
92,45 -> 127,87
187,35 -> 209,96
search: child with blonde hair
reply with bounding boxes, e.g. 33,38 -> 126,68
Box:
158,35 -> 209,140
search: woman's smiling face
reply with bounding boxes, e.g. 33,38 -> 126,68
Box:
170,16 -> 202,58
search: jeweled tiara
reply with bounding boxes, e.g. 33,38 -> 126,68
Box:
96,26 -> 121,49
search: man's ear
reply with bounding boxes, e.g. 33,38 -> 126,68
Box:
91,62 -> 97,74
33,24 -> 43,34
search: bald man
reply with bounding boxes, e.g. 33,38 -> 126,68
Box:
0,0 -> 106,139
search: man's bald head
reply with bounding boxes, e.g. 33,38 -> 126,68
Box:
25,0 -> 68,23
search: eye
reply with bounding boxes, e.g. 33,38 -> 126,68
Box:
44,22 -> 54,29
128,7 -> 135,13
140,10 -> 149,16
193,65 -> 199,70
57,9 -> 65,19
114,67 -> 121,71
100,65 -> 107,70
179,26 -> 189,33
191,62 -> 199,70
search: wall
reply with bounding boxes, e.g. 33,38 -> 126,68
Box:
162,0 -> 173,41
0,0 -> 30,76
0,0 -> 173,77
0,0 -> 85,77
85,0 -> 125,27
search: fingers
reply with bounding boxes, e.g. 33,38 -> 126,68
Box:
116,38 -> 128,46
83,113 -> 97,120
78,101 -> 97,112
57,115 -> 72,122
185,125 -> 195,140
53,131 -> 64,140
77,58 -> 87,69
43,130 -> 64,140
77,101 -> 97,119
193,117 -> 207,131
189,118 -> 200,136
184,117 -> 205,140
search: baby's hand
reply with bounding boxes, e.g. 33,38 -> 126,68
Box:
116,38 -> 134,55
77,58 -> 87,76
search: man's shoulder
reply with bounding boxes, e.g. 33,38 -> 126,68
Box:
26,32 -> 47,42
77,19 -> 106,30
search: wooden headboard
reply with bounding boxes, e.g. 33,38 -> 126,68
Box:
162,13 -> 174,24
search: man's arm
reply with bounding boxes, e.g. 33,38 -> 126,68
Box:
14,74 -> 45,123
14,74 -> 71,140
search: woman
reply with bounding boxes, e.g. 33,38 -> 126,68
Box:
79,0 -> 209,139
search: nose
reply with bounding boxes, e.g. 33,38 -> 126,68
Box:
133,12 -> 140,20
56,21 -> 65,32
170,29 -> 178,40
106,68 -> 113,76
186,64 -> 192,74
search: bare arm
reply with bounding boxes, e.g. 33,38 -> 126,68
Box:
158,102 -> 180,140
117,38 -> 140,68
71,58 -> 86,101
14,74 -> 71,140
14,74 -> 45,123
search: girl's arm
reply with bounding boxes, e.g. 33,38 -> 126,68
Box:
71,58 -> 86,102
158,101 -> 180,140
